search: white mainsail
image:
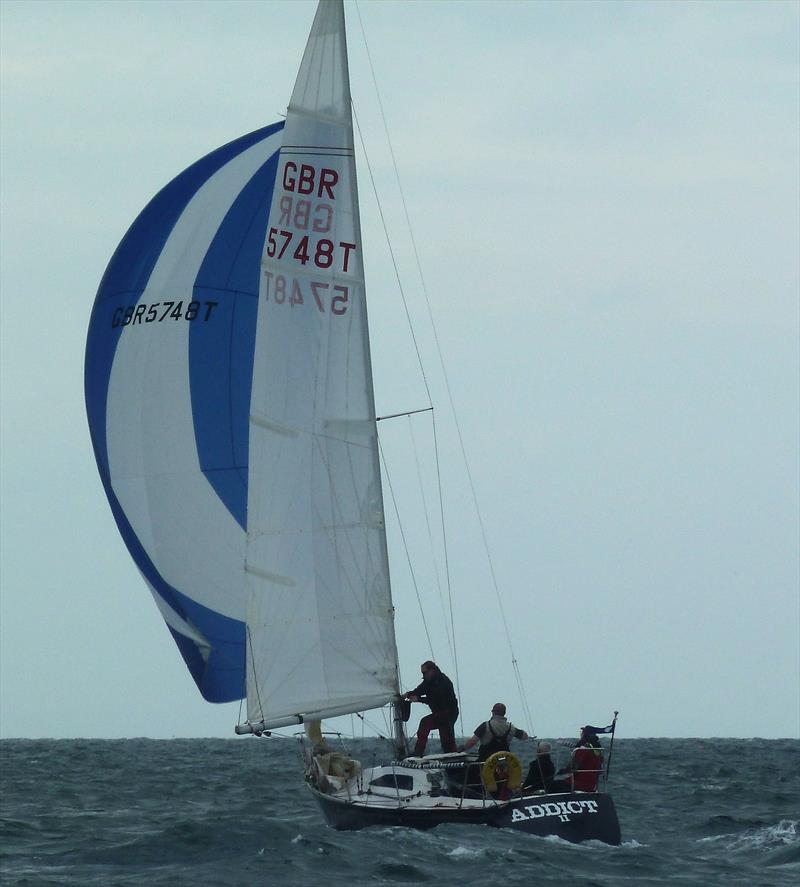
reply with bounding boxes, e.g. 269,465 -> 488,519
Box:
244,0 -> 400,730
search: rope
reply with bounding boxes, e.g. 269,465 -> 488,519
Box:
409,415 -> 454,664
350,104 -> 431,408
245,624 -> 266,728
354,0 -> 530,736
354,710 -> 389,741
237,684 -> 245,728
378,436 -> 435,657
352,77 -> 464,733
352,98 -> 462,709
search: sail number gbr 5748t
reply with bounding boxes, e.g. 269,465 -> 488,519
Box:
262,161 -> 357,316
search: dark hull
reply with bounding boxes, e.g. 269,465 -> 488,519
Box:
311,788 -> 621,845
497,792 -> 621,844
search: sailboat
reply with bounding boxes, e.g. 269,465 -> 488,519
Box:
85,0 -> 621,845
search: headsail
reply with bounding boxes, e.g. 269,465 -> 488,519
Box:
244,0 -> 400,729
85,124 -> 284,702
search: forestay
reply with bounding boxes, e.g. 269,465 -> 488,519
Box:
243,1 -> 400,730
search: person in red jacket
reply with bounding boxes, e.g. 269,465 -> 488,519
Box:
569,726 -> 605,792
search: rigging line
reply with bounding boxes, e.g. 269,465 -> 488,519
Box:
354,710 -> 389,740
409,415 -> 454,664
350,8 -> 463,729
237,648 -> 248,727
354,0 -> 529,732
350,101 -> 432,408
354,2 -> 462,732
377,435 -> 435,659
354,99 -> 462,721
432,408 -> 463,739
245,623 -> 266,728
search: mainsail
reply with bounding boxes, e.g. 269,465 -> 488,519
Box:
243,0 -> 400,729
85,124 -> 285,702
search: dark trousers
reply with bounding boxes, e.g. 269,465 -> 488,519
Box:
413,710 -> 457,756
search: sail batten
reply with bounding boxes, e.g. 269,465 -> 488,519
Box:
284,109 -> 356,126
248,414 -> 301,437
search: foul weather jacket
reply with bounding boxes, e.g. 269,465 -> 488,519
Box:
409,671 -> 458,718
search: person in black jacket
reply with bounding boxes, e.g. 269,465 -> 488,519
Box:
523,741 -> 559,792
404,661 -> 459,756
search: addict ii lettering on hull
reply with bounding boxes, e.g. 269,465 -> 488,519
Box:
510,799 -> 599,824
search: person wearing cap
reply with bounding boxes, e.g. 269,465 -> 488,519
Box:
403,661 -> 459,757
460,703 -> 529,761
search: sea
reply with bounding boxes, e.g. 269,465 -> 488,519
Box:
1,738 -> 797,886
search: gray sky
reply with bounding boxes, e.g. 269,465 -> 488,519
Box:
1,0 -> 798,741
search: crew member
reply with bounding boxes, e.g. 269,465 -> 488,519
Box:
461,703 -> 529,761
523,741 -> 557,791
570,725 -> 605,792
404,661 -> 459,757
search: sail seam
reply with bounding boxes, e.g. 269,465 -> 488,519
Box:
280,150 -> 353,158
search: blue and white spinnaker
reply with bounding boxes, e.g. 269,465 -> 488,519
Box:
85,123 -> 284,702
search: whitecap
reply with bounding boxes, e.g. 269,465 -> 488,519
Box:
540,834 -> 593,849
447,846 -> 485,858
697,820 -> 799,852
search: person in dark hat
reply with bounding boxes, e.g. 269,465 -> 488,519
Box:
460,703 -> 529,761
403,661 -> 459,756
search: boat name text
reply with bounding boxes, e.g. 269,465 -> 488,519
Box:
510,799 -> 599,824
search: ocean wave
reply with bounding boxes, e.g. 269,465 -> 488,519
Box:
697,819 -> 799,853
447,845 -> 487,858
2,738 -> 799,887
